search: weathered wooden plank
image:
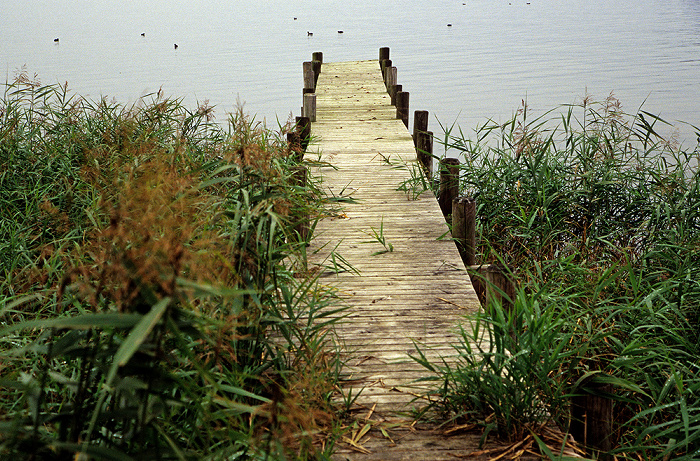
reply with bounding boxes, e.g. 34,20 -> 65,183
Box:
306,58 -> 483,459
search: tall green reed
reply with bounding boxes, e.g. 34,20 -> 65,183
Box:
419,94 -> 700,458
0,73 -> 345,459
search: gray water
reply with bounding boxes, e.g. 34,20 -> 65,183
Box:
3,0 -> 699,146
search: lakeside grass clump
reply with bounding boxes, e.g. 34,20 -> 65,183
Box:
0,73 -> 345,459
415,94 -> 700,459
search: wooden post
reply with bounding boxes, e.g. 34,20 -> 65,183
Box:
379,47 -> 390,62
312,51 -> 323,64
295,116 -> 311,152
287,131 -> 302,161
388,84 -> 402,106
303,61 -> 315,94
571,377 -> 614,461
312,60 -> 322,86
415,130 -> 433,179
291,166 -> 310,242
452,197 -> 476,266
303,93 -> 316,122
469,264 -> 514,310
413,110 -> 429,147
380,59 -> 392,78
384,66 -> 397,90
438,158 -> 460,218
396,91 -> 409,128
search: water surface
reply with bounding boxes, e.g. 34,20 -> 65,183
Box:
3,0 -> 699,145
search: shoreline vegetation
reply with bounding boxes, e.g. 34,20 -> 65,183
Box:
415,94 -> 700,459
0,73 -> 347,459
2,69 -> 700,460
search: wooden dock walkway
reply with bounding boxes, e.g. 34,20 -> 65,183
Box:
306,59 -> 489,460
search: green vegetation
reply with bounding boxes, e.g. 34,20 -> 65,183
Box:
0,73 -> 345,459
416,94 -> 700,459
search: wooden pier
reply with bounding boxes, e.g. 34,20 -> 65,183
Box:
304,58 -> 490,459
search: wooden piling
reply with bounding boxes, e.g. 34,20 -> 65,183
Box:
571,377 -> 614,461
380,59 -> 392,77
469,264 -> 514,310
291,165 -> 310,242
295,116 -> 311,152
312,51 -> 323,64
452,197 -> 476,266
303,61 -> 315,93
415,130 -> 433,179
312,60 -> 322,85
438,158 -> 460,218
396,91 -> 410,128
384,66 -> 397,89
379,46 -> 390,62
303,93 -> 316,122
413,110 -> 429,146
388,84 -> 402,106
287,131 -> 302,161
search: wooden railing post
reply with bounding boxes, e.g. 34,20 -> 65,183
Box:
379,47 -> 390,62
396,91 -> 409,128
388,84 -> 402,106
413,110 -> 429,147
469,264 -> 514,310
380,59 -> 392,83
291,166 -> 310,242
571,377 -> 614,461
303,61 -> 315,94
303,93 -> 316,122
415,130 -> 433,179
452,197 -> 476,266
312,60 -> 322,86
384,66 -> 397,90
287,130 -> 302,161
438,158 -> 460,218
295,116 -> 311,152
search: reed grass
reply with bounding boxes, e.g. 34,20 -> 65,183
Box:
0,72 -> 345,459
418,94 -> 700,459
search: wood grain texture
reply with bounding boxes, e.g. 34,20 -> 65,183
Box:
303,60 -> 511,459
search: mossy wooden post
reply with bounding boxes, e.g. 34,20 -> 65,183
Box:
389,84 -> 402,105
452,197 -> 476,266
396,91 -> 409,128
312,51 -> 323,64
295,116 -> 311,152
379,47 -> 390,62
571,377 -> 614,461
438,158 -> 459,218
416,130 -> 433,179
303,93 -> 316,122
291,165 -> 310,242
413,110 -> 429,147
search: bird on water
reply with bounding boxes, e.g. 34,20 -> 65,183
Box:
174,43 -> 178,49
54,38 -> 59,42
307,31 -> 313,36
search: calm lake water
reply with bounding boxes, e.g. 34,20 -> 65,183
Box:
3,0 -> 699,146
